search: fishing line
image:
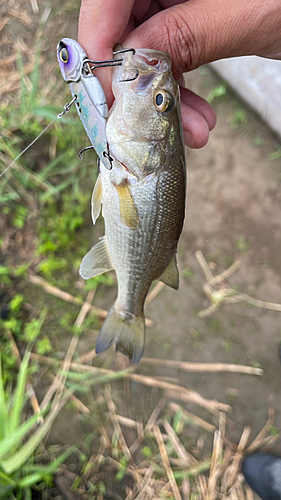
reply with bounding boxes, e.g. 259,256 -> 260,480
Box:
0,95 -> 77,179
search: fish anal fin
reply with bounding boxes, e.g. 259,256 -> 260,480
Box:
91,174 -> 102,225
96,305 -> 145,364
158,254 -> 179,290
79,236 -> 114,279
114,180 -> 139,230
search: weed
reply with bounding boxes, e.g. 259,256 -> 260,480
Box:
0,353 -> 72,499
84,273 -> 115,290
230,109 -> 248,129
115,457 -> 129,482
142,446 -> 153,459
208,317 -> 223,335
253,136 -> 263,147
221,341 -> 233,355
269,148 -> 281,160
269,426 -> 279,437
235,236 -> 250,253
206,83 -> 228,103
24,309 -> 47,343
182,267 -> 193,280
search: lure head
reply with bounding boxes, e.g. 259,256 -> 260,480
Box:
57,38 -> 87,82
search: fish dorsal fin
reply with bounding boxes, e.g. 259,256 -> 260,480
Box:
114,180 -> 139,230
79,237 -> 114,279
91,174 -> 102,225
158,254 -> 179,290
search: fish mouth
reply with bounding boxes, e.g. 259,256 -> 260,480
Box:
115,49 -> 171,85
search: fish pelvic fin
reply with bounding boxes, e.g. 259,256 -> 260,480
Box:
158,254 -> 179,290
91,173 -> 102,225
79,236 -> 114,279
96,305 -> 145,364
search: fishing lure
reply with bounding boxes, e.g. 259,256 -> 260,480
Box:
57,38 -> 112,169
57,39 -> 137,170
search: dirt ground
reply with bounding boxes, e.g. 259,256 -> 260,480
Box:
140,66 -> 281,447
2,0 -> 281,492
48,65 -> 281,460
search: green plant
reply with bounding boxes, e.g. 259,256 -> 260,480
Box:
182,267 -> 193,280
235,235 -> 250,253
269,148 -> 281,160
206,83 -> 227,103
0,352 -> 72,499
230,109 -> 248,128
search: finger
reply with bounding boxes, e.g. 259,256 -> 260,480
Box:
180,86 -> 217,131
123,0 -> 281,75
78,0 -> 135,106
181,103 -> 210,149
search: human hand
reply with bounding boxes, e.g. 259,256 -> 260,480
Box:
78,0 -> 281,148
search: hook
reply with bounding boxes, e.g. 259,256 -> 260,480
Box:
82,48 -> 137,80
57,95 -> 77,118
78,145 -> 96,159
82,58 -> 123,73
78,147 -> 113,171
103,151 -> 113,170
113,48 -> 136,55
119,69 -> 139,82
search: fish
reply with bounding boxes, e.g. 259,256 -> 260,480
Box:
57,42 -> 186,363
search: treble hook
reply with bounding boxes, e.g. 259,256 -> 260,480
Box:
78,146 -> 96,159
113,48 -> 136,55
82,48 -> 139,82
82,58 -> 123,73
119,69 -> 139,82
103,151 -> 113,170
78,146 -> 113,171
113,48 -> 139,81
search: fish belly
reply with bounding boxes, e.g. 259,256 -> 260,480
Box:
101,166 -> 185,317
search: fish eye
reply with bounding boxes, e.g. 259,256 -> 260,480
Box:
60,47 -> 69,64
153,90 -> 174,112
155,93 -> 163,106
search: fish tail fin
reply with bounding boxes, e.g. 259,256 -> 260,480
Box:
96,305 -> 145,364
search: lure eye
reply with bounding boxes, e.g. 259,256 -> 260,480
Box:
153,90 -> 174,112
60,47 -> 69,64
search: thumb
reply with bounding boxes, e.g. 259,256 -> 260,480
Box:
123,0 -> 280,76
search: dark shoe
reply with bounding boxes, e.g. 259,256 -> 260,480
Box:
242,453 -> 281,500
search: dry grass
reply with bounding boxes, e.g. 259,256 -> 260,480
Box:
50,385 -> 277,500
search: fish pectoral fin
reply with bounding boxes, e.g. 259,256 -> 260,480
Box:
91,173 -> 102,225
79,236 -> 114,279
96,305 -> 145,364
115,181 -> 139,230
158,254 -> 179,290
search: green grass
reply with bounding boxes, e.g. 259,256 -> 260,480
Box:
0,353 -> 73,499
206,82 -> 228,103
230,109 -> 248,129
235,235 -> 250,253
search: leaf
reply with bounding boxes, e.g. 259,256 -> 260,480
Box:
0,357 -> 8,440
0,470 -> 16,486
9,352 -> 30,434
22,446 -> 76,475
0,484 -> 15,499
0,412 -> 41,461
17,472 -> 43,488
1,404 -> 61,474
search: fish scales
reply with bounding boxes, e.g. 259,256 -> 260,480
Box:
101,166 -> 185,319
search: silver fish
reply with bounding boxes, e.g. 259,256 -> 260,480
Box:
79,49 -> 186,363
